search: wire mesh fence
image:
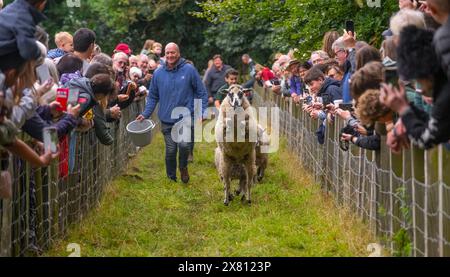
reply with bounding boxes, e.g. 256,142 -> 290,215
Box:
252,86 -> 450,257
0,100 -> 146,257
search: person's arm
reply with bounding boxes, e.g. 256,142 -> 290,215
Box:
352,133 -> 381,150
289,77 -> 296,95
434,28 -> 450,80
141,75 -> 160,119
192,68 -> 209,118
10,88 -> 37,128
5,139 -> 57,167
92,105 -> 114,146
295,78 -> 302,95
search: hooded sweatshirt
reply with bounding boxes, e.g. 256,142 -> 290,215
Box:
318,77 -> 342,103
142,58 -> 208,125
66,77 -> 114,145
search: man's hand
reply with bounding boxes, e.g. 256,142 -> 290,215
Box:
49,101 -> 63,118
313,102 -> 324,110
67,104 -> 81,118
39,146 -> 60,167
36,79 -> 54,97
341,133 -> 353,142
144,73 -> 152,81
136,114 -> 145,122
335,108 -> 352,120
310,110 -> 320,119
380,83 -> 409,114
109,104 -> 121,119
117,94 -> 129,102
343,29 -> 356,49
272,85 -> 281,95
355,124 -> 368,136
77,118 -> 94,132
326,103 -> 336,114
208,96 -> 214,105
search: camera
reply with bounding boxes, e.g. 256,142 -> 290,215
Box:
303,95 -> 313,105
339,103 -> 354,111
321,94 -> 332,106
270,78 -> 281,86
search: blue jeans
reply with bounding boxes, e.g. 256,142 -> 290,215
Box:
161,122 -> 193,180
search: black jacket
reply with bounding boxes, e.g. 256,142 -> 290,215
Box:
204,64 -> 232,96
66,77 -> 114,146
354,134 -> 381,151
400,19 -> 450,149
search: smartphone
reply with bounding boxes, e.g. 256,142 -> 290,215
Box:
271,79 -> 281,86
56,88 -> 69,112
339,103 -> 354,111
67,88 -> 79,107
43,127 -> 58,154
384,67 -> 399,88
345,20 -> 355,34
36,64 -> 51,84
304,95 -> 313,105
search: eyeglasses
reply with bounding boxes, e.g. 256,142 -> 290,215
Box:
312,58 -> 323,65
334,49 -> 345,55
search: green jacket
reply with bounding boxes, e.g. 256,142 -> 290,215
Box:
215,83 -> 230,104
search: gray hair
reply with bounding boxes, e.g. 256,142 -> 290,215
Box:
331,37 -> 345,51
91,53 -> 113,67
390,9 -> 425,36
311,50 -> 330,59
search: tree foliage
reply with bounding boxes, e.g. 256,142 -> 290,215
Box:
3,0 -> 213,69
194,0 -> 398,62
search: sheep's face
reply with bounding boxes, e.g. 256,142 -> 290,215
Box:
227,84 -> 245,110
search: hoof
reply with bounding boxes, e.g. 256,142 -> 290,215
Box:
223,200 -> 229,206
241,195 -> 251,205
228,194 -> 234,201
235,189 -> 241,196
257,175 -> 263,182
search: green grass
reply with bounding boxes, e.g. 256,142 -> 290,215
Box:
44,133 -> 374,257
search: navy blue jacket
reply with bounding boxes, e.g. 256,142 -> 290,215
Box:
142,58 -> 208,125
0,0 -> 46,61
318,77 -> 342,103
21,105 -> 78,141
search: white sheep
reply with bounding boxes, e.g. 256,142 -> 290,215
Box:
215,84 -> 257,205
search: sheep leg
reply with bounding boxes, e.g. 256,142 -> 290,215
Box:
235,173 -> 245,196
242,154 -> 256,205
257,166 -> 265,182
223,162 -> 233,206
223,177 -> 232,206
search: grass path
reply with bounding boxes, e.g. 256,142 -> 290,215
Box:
45,133 -> 374,257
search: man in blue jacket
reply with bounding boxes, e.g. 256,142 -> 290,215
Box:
137,43 -> 208,184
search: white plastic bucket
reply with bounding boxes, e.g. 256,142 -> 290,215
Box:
126,119 -> 156,147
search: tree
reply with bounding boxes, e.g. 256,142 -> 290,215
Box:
2,0 -> 214,68
194,0 -> 398,61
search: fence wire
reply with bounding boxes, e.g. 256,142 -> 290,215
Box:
252,86 -> 450,257
0,100 -> 146,257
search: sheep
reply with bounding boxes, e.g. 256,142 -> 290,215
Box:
215,84 -> 257,205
